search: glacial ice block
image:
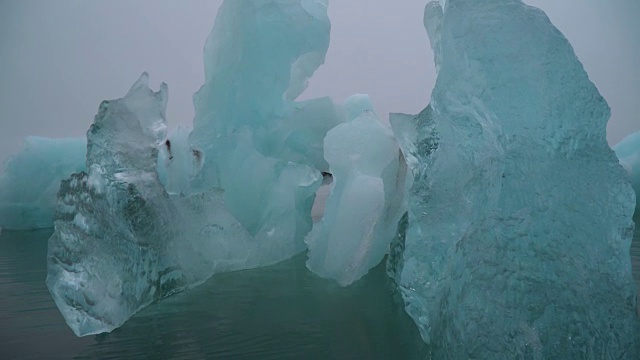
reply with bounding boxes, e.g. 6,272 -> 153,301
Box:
306,97 -> 407,286
186,0 -> 335,246
614,131 -> 640,215
46,73 -> 178,336
390,0 -> 640,358
190,0 -> 331,141
47,72 -> 324,337
0,137 -> 86,230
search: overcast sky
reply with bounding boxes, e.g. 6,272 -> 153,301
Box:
0,0 -> 638,165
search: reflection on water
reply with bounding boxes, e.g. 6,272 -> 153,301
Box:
0,229 -> 426,359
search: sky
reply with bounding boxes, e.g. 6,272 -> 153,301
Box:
0,0 -> 638,166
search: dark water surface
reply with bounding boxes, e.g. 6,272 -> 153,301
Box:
2,216 -> 640,359
0,229 -> 426,360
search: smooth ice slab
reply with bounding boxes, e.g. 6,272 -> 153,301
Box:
614,131 -> 640,215
390,0 -> 640,358
306,96 -> 407,286
0,137 -> 85,230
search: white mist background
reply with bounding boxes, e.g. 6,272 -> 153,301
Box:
0,0 -> 638,166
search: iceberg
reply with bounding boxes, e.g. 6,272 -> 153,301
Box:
29,0 -> 637,348
0,137 -> 86,230
614,131 -> 640,215
306,95 -> 408,286
47,0 -> 349,336
186,0 -> 340,244
47,74 -> 180,336
47,73 -> 321,336
390,0 -> 640,358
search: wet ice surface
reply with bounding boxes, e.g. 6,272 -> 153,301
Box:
0,229 -> 427,359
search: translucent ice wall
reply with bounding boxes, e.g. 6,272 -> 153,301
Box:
47,74 -> 176,336
186,0 -> 344,247
390,0 -> 640,358
47,73 -> 324,336
614,131 -> 640,215
0,137 -> 85,230
189,0 -> 340,174
191,0 -> 331,143
47,0 -> 350,336
306,95 -> 408,286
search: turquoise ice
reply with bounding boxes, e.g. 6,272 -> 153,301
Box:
47,73 -> 323,336
157,125 -> 200,195
390,0 -> 640,358
15,0 -> 638,350
46,0 -> 353,336
185,0 -> 342,247
306,95 -> 408,286
47,74 -> 177,336
0,137 -> 85,230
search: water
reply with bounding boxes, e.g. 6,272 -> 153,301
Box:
0,229 -> 426,360
2,214 -> 640,359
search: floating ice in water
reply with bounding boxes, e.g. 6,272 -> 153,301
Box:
47,73 -> 178,336
47,73 -> 320,336
0,137 -> 86,230
306,95 -> 407,286
47,0 -> 346,336
614,131 -> 640,215
31,0 -> 639,349
389,0 -> 640,358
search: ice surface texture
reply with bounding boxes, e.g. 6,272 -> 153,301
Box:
186,0 -> 341,245
0,137 -> 86,230
47,74 -> 180,336
614,131 -> 640,215
306,95 -> 408,286
47,74 -> 316,336
47,0 -> 343,336
390,0 -> 640,358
